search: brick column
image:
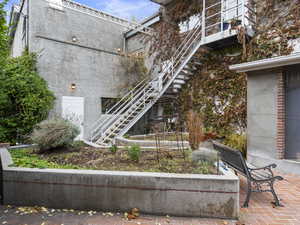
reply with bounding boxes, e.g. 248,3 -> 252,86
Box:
276,71 -> 286,159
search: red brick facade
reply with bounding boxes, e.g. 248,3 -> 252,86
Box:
277,70 -> 285,159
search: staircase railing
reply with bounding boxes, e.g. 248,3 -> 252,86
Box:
90,77 -> 151,141
90,15 -> 203,144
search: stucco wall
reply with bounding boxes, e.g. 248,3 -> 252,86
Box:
247,70 -> 278,159
14,0 -> 137,138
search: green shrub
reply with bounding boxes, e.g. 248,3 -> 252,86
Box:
9,148 -> 84,169
31,118 -> 80,152
109,144 -> 118,154
127,144 -> 141,161
223,133 -> 247,158
0,52 -> 55,143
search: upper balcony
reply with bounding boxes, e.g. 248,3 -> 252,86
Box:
151,0 -> 255,48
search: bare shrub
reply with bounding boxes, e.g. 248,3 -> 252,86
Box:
31,118 -> 80,152
186,110 -> 204,150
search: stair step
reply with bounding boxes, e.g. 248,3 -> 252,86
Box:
176,75 -> 189,80
190,60 -> 202,66
173,79 -> 186,85
184,64 -> 197,71
173,84 -> 182,89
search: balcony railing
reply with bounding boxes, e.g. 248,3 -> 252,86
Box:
177,0 -> 255,44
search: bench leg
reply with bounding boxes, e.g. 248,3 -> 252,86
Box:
270,181 -> 283,207
242,179 -> 252,208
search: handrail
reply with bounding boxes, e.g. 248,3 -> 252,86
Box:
90,79 -> 151,140
90,79 -> 154,139
93,82 -> 154,142
98,81 -> 156,144
90,77 -> 149,132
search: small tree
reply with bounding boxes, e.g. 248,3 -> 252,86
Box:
0,52 -> 55,143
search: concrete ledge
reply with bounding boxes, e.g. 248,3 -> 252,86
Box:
0,148 -> 239,219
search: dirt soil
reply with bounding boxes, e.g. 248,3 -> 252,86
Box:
37,146 -> 216,174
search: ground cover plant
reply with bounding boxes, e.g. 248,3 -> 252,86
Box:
9,146 -> 217,175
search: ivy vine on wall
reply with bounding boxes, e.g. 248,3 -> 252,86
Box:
149,0 -> 300,136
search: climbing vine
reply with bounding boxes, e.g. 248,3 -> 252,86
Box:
148,0 -> 300,136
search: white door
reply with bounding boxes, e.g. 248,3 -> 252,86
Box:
62,96 -> 85,140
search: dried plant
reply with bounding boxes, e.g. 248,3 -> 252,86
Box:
186,110 -> 204,150
31,118 -> 80,152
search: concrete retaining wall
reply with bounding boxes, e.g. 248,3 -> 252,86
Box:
0,148 -> 239,219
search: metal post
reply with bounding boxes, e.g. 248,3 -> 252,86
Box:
221,0 -> 224,32
202,0 -> 206,40
236,0 -> 239,19
241,0 -> 245,26
171,57 -> 174,78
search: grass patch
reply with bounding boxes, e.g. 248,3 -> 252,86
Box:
9,148 -> 86,169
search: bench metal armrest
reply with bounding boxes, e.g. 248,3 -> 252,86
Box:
248,164 -> 277,171
251,175 -> 284,183
248,164 -> 277,176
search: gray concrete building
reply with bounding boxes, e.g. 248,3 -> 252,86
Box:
230,53 -> 300,175
9,0 -> 156,139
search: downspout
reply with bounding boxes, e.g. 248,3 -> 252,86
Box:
123,32 -> 127,54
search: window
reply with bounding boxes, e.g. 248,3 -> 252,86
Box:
101,98 -> 119,114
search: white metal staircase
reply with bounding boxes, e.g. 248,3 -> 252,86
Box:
90,15 -> 205,146
89,0 -> 255,146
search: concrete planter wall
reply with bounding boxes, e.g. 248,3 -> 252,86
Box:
0,148 -> 239,219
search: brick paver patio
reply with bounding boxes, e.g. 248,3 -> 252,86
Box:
0,171 -> 299,225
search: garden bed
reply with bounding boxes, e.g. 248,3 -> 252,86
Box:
1,147 -> 239,219
9,146 -> 216,175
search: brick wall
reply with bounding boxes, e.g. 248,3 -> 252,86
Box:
276,71 -> 285,159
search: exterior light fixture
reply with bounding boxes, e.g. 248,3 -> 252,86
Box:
70,83 -> 76,90
72,36 -> 78,42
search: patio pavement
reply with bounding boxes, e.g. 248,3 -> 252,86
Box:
0,171 -> 299,225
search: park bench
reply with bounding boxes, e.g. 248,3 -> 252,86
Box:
212,141 -> 284,208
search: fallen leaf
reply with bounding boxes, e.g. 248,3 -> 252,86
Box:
127,214 -> 136,220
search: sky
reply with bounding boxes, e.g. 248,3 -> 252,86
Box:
4,0 -> 160,22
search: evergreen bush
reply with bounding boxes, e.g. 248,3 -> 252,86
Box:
0,52 -> 55,143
